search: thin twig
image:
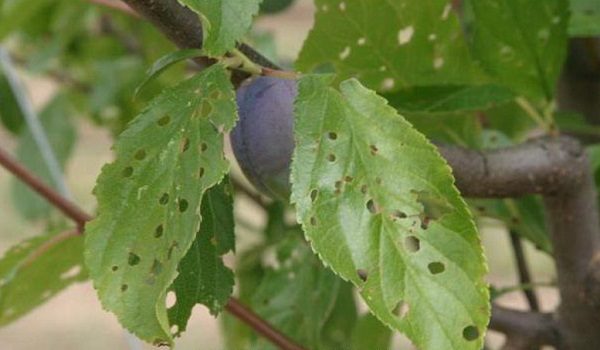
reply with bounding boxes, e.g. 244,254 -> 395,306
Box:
0,147 -> 92,231
490,304 -> 562,348
226,298 -> 307,350
89,0 -> 140,17
509,231 -> 540,311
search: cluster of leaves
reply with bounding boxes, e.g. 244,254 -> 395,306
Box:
0,0 -> 599,349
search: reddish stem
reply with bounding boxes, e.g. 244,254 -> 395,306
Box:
89,0 -> 140,17
0,147 -> 92,231
226,298 -> 307,350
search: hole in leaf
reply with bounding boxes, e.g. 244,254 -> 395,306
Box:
155,224 -> 164,238
310,217 -> 317,226
159,193 -> 169,205
344,176 -> 353,182
413,190 -> 453,220
198,167 -> 205,178
375,177 -> 382,185
393,301 -> 410,318
178,199 -> 189,212
121,284 -> 128,292
200,142 -> 208,152
122,166 -> 133,178
157,115 -> 171,126
310,189 -> 318,202
134,149 -> 146,160
166,291 -> 177,309
327,131 -> 338,140
171,325 -> 179,335
327,154 -> 336,162
335,181 -> 343,193
366,199 -> 378,214
167,241 -> 179,260
180,138 -> 190,153
128,253 -> 141,266
356,269 -> 368,282
151,259 -> 163,275
405,236 -> 420,252
111,266 -> 119,272
360,184 -> 368,194
428,262 -> 445,274
392,210 -> 407,219
370,144 -> 378,155
420,215 -> 430,230
463,326 -> 479,341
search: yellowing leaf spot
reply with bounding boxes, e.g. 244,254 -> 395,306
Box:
339,46 -> 351,60
357,37 -> 366,46
434,57 -> 445,69
339,2 -> 346,11
441,3 -> 452,20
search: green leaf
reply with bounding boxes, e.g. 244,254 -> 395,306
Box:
168,180 -> 235,336
0,230 -> 87,326
11,95 -> 76,220
0,0 -> 54,40
468,0 -> 569,102
383,84 -> 515,116
569,0 -> 600,36
0,72 -> 24,134
134,49 -> 203,98
291,75 -> 489,350
177,0 -> 261,56
249,238 -> 341,349
351,313 -> 393,350
297,0 -> 483,92
84,64 -> 236,346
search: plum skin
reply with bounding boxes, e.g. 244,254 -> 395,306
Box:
231,76 -> 297,200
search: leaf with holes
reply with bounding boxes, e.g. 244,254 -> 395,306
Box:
168,180 -> 235,336
84,64 -> 236,346
177,0 -> 261,56
297,0 -> 483,92
0,230 -> 86,326
468,0 -> 568,102
291,75 -> 489,350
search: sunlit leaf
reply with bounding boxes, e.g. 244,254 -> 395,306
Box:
291,75 -> 489,350
0,230 -> 86,326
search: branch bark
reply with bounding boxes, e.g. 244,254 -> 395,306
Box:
489,304 -> 562,348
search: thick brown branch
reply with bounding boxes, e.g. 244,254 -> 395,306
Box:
490,304 -> 562,348
439,136 -> 587,197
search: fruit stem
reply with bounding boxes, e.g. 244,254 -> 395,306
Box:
229,48 -> 299,80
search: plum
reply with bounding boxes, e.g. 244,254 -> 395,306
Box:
231,76 -> 297,200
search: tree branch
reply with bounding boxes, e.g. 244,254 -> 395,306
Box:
438,136 -> 587,197
489,304 -> 562,348
509,231 -> 539,312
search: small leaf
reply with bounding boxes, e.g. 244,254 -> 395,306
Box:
168,180 -> 235,336
297,0 -> 484,91
291,75 -> 489,350
350,313 -> 393,350
383,84 -> 515,116
469,0 -> 569,102
84,64 -> 236,345
134,48 -> 203,98
177,0 -> 261,56
569,0 -> 600,36
0,72 -> 24,134
0,230 -> 87,326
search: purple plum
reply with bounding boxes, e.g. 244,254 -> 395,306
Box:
231,76 -> 297,200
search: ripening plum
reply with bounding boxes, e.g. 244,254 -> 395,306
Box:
230,76 -> 297,200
